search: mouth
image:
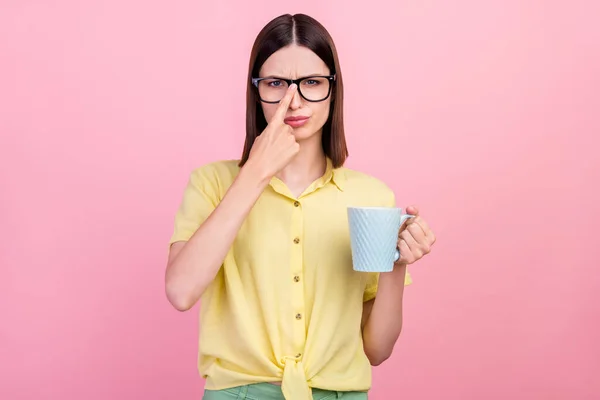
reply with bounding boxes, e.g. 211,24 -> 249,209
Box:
284,115 -> 310,128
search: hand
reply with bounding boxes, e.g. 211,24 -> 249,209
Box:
245,84 -> 300,181
396,206 -> 436,265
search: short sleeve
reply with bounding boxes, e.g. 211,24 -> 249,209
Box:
363,271 -> 412,302
363,273 -> 380,302
169,166 -> 220,246
362,185 -> 413,302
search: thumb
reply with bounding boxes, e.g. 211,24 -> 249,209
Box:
406,205 -> 419,216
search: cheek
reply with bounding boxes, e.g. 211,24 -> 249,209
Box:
261,104 -> 277,124
312,101 -> 331,126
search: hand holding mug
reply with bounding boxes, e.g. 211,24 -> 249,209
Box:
395,206 -> 436,265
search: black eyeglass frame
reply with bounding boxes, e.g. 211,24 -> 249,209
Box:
251,75 -> 336,103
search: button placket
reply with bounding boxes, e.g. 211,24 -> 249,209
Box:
289,197 -> 306,359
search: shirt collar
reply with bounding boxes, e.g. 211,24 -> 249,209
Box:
327,158 -> 346,192
311,157 -> 345,193
267,157 -> 345,199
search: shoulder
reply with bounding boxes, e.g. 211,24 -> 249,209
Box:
338,166 -> 394,194
187,159 -> 240,195
190,159 -> 240,179
336,166 -> 396,206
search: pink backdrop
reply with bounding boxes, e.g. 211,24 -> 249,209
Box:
1,1 -> 599,399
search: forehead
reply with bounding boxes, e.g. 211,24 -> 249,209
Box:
259,44 -> 330,78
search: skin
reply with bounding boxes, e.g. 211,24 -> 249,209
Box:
258,44 -> 333,197
361,208 -> 436,365
165,82 -> 300,312
164,44 -> 436,368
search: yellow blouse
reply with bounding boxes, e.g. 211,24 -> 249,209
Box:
169,158 -> 411,400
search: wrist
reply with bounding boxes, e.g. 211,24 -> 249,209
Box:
382,262 -> 407,282
237,162 -> 271,193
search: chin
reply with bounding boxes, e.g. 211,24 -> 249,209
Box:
292,125 -> 321,141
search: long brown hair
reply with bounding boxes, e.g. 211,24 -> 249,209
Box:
239,13 -> 348,168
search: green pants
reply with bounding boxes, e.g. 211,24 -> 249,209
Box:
203,383 -> 368,400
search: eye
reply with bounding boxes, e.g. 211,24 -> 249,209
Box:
303,79 -> 320,86
267,79 -> 284,87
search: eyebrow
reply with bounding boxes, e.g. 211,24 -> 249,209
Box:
260,73 -> 329,79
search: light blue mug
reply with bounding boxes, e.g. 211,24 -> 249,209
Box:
347,207 -> 415,273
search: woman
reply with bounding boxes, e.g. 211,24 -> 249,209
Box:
166,13 -> 435,400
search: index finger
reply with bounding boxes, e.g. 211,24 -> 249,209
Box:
273,83 -> 297,122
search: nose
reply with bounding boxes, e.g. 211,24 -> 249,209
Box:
289,88 -> 302,110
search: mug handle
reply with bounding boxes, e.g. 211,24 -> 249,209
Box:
393,214 -> 416,262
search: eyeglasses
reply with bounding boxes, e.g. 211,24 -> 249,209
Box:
251,75 -> 336,103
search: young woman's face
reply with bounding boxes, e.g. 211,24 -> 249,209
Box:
258,44 -> 332,142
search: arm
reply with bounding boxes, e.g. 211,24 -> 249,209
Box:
165,84 -> 300,312
361,264 -> 408,365
361,207 -> 435,365
165,166 -> 269,311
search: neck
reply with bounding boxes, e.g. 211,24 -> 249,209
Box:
276,132 -> 327,195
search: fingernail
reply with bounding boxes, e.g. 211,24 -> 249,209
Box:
290,84 -> 297,90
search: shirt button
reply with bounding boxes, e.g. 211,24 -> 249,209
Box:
293,237 -> 300,244
295,313 -> 302,320
293,275 -> 300,283
293,201 -> 300,207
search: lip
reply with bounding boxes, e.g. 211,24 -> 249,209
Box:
284,115 -> 310,128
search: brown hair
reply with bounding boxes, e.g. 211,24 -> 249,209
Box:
238,13 -> 348,168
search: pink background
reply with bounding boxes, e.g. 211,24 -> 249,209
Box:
1,1 -> 599,399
